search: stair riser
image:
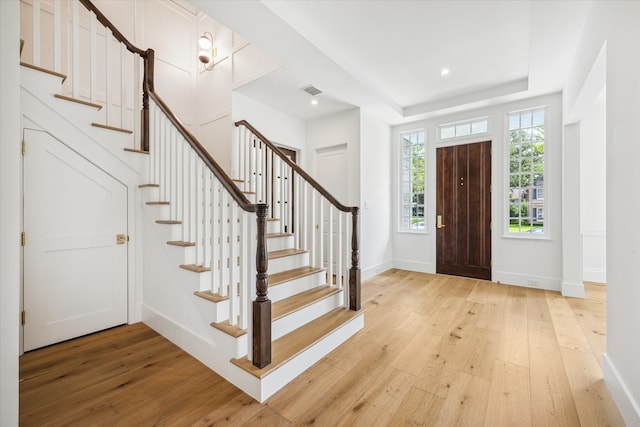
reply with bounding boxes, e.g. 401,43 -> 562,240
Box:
145,203 -> 170,219
272,291 -> 344,340
141,186 -> 160,203
268,271 -> 327,302
268,252 -> 310,274
267,235 -> 295,252
193,294 -> 230,324
267,220 -> 282,234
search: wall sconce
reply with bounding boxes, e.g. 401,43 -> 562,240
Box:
198,31 -> 216,71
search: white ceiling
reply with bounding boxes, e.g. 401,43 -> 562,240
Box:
189,0 -> 591,125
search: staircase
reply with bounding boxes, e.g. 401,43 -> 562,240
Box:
20,0 -> 364,403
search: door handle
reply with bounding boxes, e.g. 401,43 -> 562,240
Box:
116,234 -> 127,245
437,215 -> 446,229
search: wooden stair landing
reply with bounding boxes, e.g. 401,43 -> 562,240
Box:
231,307 -> 363,379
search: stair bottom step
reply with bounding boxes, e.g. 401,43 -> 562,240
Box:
231,307 -> 363,379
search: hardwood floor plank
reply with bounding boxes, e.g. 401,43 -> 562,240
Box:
526,288 -> 582,427
484,360 -> 532,426
386,386 -> 444,426
337,367 -> 414,427
495,286 -> 529,368
19,270 -> 624,426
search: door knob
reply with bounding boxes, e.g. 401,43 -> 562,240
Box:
116,234 -> 127,245
437,215 -> 446,229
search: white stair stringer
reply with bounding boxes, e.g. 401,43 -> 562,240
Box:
20,64 -> 143,171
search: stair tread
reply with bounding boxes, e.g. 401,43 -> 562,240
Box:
231,308 -> 363,379
210,320 -> 247,338
231,178 -> 244,183
267,232 -> 294,239
167,241 -> 195,247
180,264 -> 210,272
269,266 -> 325,287
194,290 -> 228,303
268,248 -> 307,260
138,183 -> 159,188
91,122 -> 133,134
156,220 -> 181,225
146,201 -> 170,205
20,61 -> 67,82
54,94 -> 102,110
124,148 -> 149,155
272,285 -> 341,320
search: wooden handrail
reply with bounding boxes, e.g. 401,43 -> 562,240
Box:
149,92 -> 257,213
235,120 -> 356,214
78,0 -> 147,57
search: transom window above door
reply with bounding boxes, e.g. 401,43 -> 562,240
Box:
439,117 -> 489,141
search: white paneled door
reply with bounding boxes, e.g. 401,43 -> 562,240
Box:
23,129 -> 128,351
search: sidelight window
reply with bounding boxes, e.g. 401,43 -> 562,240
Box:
507,108 -> 546,234
400,130 -> 425,231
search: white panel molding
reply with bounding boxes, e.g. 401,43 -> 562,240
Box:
603,353 -> 640,427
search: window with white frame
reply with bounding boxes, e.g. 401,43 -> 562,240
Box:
508,108 -> 545,234
400,130 -> 425,230
440,117 -> 488,140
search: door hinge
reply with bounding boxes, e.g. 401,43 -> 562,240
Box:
21,140 -> 26,155
21,232 -> 26,246
21,311 -> 26,326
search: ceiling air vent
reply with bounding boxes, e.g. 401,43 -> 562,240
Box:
301,85 -> 322,96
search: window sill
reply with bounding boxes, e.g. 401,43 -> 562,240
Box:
397,229 -> 428,235
501,233 -> 552,241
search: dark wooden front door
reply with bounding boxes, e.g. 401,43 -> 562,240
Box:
436,141 -> 491,280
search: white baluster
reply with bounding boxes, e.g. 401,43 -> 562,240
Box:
212,180 -> 221,295
90,12 -> 97,105
229,202 -> 238,325
32,0 -> 41,66
105,28 -> 112,125
220,190 -> 229,297
239,212 -> 249,330
195,160 -> 203,266
53,0 -> 61,72
120,44 -> 127,128
337,212 -> 343,288
328,206 -> 334,286
71,0 -> 79,97
203,171 -> 212,269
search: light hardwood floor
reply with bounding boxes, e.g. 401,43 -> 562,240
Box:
19,270 -> 625,426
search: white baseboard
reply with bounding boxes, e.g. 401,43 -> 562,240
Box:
362,260 -> 393,281
603,353 -> 640,426
561,281 -> 585,298
392,259 -> 434,274
492,271 -> 561,292
583,267 -> 607,284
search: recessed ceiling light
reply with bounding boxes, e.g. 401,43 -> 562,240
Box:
311,98 -> 319,106
441,68 -> 450,76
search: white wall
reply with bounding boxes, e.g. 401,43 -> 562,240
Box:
392,93 -> 563,291
306,109 -> 361,207
232,91 -> 306,167
360,111 -> 392,279
0,1 -> 21,424
564,2 -> 640,425
580,93 -> 606,283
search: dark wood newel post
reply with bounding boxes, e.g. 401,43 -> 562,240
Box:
253,203 -> 271,368
349,206 -> 361,311
141,48 -> 154,152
